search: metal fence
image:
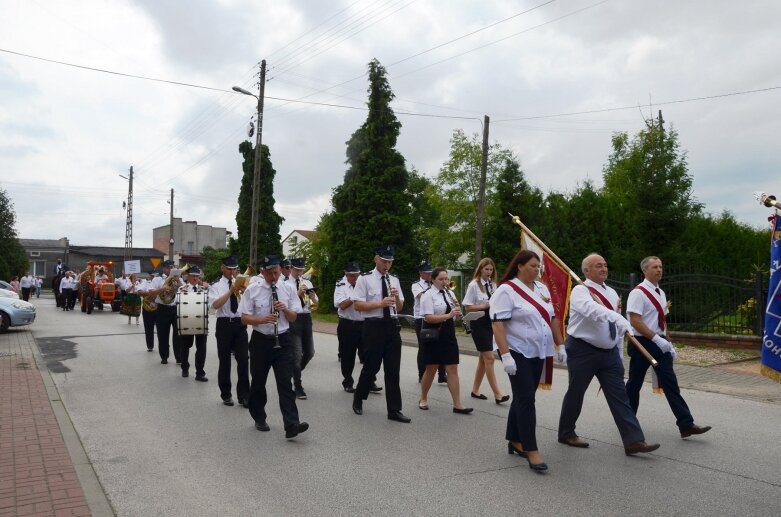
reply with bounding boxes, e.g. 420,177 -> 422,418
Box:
607,270 -> 766,336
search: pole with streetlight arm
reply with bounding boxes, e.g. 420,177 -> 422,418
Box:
232,59 -> 266,269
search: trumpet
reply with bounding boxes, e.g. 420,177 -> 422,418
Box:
233,265 -> 256,301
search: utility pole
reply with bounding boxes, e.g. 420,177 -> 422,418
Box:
123,166 -> 134,264
169,188 -> 174,261
248,60 -> 267,269
474,115 -> 490,263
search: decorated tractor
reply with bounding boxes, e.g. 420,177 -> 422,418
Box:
79,261 -> 122,313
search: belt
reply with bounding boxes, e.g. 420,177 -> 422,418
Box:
157,304 -> 176,310
218,316 -> 243,323
253,330 -> 288,337
339,318 -> 362,324
570,336 -> 614,352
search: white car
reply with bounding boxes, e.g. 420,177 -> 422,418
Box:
0,288 -> 18,299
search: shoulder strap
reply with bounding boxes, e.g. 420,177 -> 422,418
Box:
634,285 -> 666,330
586,286 -> 615,311
503,280 -> 551,325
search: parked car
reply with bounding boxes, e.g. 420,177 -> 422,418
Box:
0,288 -> 18,299
0,280 -> 13,291
0,297 -> 36,333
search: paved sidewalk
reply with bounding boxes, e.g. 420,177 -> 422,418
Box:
0,328 -> 111,517
313,319 -> 781,404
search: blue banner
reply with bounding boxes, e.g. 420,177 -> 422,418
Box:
762,214 -> 781,383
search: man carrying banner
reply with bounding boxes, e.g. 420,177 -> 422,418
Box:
761,209 -> 781,383
625,256 -> 712,439
558,253 -> 660,455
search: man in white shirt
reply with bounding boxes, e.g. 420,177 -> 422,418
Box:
558,253 -> 659,456
238,255 -> 308,439
286,258 -> 318,400
20,272 -> 35,301
626,256 -> 711,439
146,260 -> 182,364
351,245 -> 410,423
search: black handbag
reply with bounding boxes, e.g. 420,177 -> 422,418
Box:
420,323 -> 440,343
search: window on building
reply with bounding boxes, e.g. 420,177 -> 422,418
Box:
290,236 -> 298,246
188,241 -> 195,253
32,261 -> 46,276
30,251 -> 41,257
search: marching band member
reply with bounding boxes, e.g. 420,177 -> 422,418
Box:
178,266 -> 209,382
238,255 -> 309,439
626,256 -> 712,439
146,260 -> 182,365
334,262 -> 374,393
280,258 -> 292,282
558,253 -> 660,456
418,267 -> 472,414
412,261 -> 446,384
462,257 -> 509,404
351,245 -> 410,423
490,250 -> 563,472
208,256 -> 250,407
138,273 -> 158,352
286,258 -> 318,400
122,273 -> 141,325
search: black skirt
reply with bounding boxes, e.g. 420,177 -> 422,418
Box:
469,313 -> 493,352
421,319 -> 459,365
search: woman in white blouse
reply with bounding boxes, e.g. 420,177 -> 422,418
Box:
490,250 -> 563,472
418,267 -> 473,414
462,257 -> 509,404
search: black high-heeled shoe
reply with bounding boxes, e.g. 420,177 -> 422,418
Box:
526,457 -> 548,472
495,395 -> 510,404
507,442 -> 527,458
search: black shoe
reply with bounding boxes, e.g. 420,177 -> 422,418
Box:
507,442 -> 527,458
295,387 -> 307,400
146,348 -> 154,352
470,392 -> 488,400
285,422 -> 309,439
495,395 -> 510,404
222,397 -> 234,406
437,375 -> 447,384
526,457 -> 548,472
160,359 -> 168,365
237,398 -> 248,408
182,369 -> 189,378
343,385 -> 355,393
681,424 -> 712,438
453,407 -> 474,414
255,421 -> 270,432
195,375 -> 208,382
352,396 -> 362,415
387,411 -> 411,423
369,383 -> 383,393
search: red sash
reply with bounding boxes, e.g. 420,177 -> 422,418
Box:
587,285 -> 615,312
634,285 -> 666,331
504,280 -> 551,325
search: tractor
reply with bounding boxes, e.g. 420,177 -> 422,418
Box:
79,261 -> 122,313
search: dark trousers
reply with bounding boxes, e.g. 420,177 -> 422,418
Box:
626,336 -> 694,431
61,289 -> 73,310
215,318 -> 250,401
21,287 -> 31,301
415,319 -> 446,380
248,331 -> 300,428
338,318 -> 364,387
69,289 -> 77,310
506,351 -> 544,452
142,309 -> 157,350
180,333 -> 207,377
290,313 -> 315,389
355,319 -> 402,413
155,305 -> 181,363
558,336 -> 645,445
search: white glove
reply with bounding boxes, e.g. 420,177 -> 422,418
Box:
555,345 -> 567,365
501,353 -> 517,375
617,344 -> 624,362
614,317 -> 632,337
669,345 -> 677,361
652,334 -> 673,354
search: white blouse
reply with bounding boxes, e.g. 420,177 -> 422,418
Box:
489,278 -> 555,359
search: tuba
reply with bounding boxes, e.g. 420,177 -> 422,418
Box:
233,265 -> 256,301
160,264 -> 187,304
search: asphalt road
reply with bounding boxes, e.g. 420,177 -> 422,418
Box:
32,298 -> 781,516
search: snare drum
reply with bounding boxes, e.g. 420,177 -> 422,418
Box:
176,290 -> 209,335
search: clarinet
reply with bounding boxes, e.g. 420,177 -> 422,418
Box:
383,274 -> 401,328
443,285 -> 469,334
271,283 -> 281,349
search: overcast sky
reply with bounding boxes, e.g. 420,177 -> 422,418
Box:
2,0 -> 779,250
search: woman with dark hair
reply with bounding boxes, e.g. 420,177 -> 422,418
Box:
463,257 -> 509,404
490,250 -> 563,472
418,267 -> 473,414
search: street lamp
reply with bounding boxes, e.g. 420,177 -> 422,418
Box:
232,59 -> 266,269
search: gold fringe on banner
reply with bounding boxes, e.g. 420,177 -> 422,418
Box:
760,364 -> 781,384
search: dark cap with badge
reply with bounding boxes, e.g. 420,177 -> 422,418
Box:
417,260 -> 433,272
280,258 -> 292,268
344,261 -> 361,273
162,259 -> 175,268
221,256 -> 239,269
291,258 -> 306,270
260,255 -> 281,269
188,266 -> 202,276
375,245 -> 394,261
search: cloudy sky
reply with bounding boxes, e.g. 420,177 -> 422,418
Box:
2,0 -> 779,250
